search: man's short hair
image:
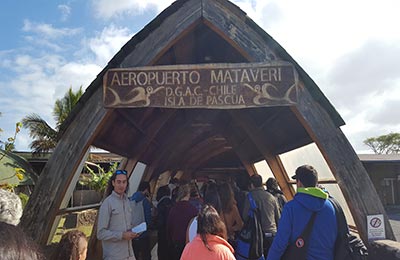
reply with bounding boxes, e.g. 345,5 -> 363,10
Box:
292,165 -> 318,187
249,174 -> 263,188
0,189 -> 23,225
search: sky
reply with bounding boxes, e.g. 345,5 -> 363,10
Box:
0,0 -> 399,153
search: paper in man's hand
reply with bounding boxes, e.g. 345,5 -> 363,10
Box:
132,222 -> 147,234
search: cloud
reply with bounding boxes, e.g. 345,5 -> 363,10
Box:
326,40 -> 400,108
2,0 -> 400,153
82,25 -> 132,65
367,98 -> 400,126
58,4 -> 72,22
0,23 -> 130,150
22,19 -> 81,39
0,52 -> 102,150
325,40 -> 400,152
92,0 -> 173,19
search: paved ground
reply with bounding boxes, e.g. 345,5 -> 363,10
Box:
386,207 -> 400,241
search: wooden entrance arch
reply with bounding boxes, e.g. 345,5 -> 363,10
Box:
21,0 -> 394,246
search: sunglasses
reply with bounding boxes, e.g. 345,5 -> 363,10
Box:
115,170 -> 128,175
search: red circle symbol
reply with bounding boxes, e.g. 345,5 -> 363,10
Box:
370,217 -> 382,228
295,238 -> 305,248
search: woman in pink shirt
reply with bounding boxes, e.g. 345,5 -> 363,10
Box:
181,204 -> 235,260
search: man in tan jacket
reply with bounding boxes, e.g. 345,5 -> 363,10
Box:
97,170 -> 139,260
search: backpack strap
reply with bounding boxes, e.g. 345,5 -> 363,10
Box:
301,212 -> 317,241
248,192 -> 257,210
282,212 -> 316,260
328,197 -> 349,237
247,192 -> 257,218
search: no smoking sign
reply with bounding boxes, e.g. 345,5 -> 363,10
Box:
370,217 -> 382,228
367,214 -> 385,240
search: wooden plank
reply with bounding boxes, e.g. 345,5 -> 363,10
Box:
58,203 -> 101,215
103,62 -> 298,109
290,82 -> 395,241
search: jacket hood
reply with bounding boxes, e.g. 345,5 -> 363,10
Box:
294,187 -> 328,212
131,191 -> 145,202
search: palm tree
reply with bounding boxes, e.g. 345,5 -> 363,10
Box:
22,86 -> 83,155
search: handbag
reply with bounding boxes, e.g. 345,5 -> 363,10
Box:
281,212 -> 317,260
329,197 -> 368,260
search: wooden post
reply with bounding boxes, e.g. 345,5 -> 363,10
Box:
291,83 -> 395,241
20,88 -> 112,244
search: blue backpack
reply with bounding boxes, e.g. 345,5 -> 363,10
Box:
235,192 -> 265,260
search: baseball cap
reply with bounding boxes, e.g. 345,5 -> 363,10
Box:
291,165 -> 318,187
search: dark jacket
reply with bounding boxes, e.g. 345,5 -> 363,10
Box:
267,187 -> 338,260
167,200 -> 198,244
267,189 -> 287,213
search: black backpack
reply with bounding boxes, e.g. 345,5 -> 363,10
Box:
235,192 -> 265,260
329,197 -> 368,260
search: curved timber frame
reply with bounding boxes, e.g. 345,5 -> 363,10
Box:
21,0 -> 394,246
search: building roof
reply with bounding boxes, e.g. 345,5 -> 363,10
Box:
358,154 -> 400,163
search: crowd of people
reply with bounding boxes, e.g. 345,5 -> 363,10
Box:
97,165 -> 342,260
0,164 -> 343,260
96,170 -> 283,260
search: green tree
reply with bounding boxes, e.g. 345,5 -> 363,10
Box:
364,132 -> 400,154
22,86 -> 83,154
79,162 -> 118,195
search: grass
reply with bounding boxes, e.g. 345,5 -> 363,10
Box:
51,215 -> 94,243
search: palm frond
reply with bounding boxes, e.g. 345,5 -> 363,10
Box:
22,113 -> 57,142
54,86 -> 83,129
30,138 -> 58,155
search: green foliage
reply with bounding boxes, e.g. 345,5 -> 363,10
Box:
53,86 -> 83,129
18,192 -> 29,208
364,132 -> 400,154
79,162 -> 118,194
22,86 -> 83,154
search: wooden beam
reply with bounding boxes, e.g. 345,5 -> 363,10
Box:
227,110 -> 295,199
141,111 -> 193,176
58,203 -> 101,215
117,109 -> 146,135
202,0 -> 276,62
290,83 -> 395,241
184,143 -> 229,173
153,110 -> 213,172
127,109 -> 177,158
213,115 -> 259,177
180,134 -> 226,164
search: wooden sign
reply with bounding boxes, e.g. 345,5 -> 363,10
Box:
103,62 -> 298,108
